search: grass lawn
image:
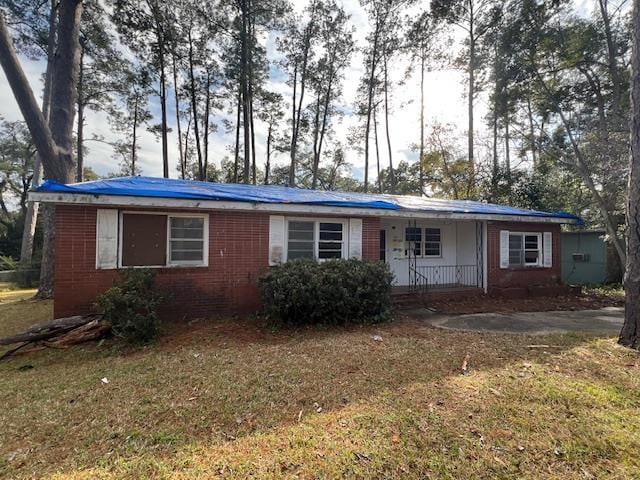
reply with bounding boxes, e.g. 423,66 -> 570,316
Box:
1,289 -> 639,479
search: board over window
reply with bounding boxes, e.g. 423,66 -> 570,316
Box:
97,211 -> 209,269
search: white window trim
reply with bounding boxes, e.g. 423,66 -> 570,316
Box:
284,217 -> 348,262
404,226 -> 443,259
508,231 -> 542,268
118,211 -> 209,268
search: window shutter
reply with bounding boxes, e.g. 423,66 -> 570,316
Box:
499,230 -> 509,269
96,209 -> 118,269
348,218 -> 363,259
543,232 -> 553,267
269,215 -> 285,265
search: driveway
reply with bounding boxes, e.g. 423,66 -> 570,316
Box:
415,307 -> 624,335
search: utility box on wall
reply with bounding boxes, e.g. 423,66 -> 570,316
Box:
561,230 -> 614,285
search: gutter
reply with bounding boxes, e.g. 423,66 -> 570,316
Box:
27,191 -> 582,225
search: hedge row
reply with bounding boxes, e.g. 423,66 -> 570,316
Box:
259,259 -> 393,325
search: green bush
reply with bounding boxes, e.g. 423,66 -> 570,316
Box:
96,269 -> 164,344
259,259 -> 394,325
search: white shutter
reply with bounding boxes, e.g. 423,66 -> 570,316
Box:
96,209 -> 118,269
269,215 -> 286,265
348,218 -> 363,259
543,231 -> 553,267
499,230 -> 509,269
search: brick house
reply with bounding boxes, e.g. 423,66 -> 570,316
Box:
30,176 -> 581,319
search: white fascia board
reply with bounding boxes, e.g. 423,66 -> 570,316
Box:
27,191 -> 580,225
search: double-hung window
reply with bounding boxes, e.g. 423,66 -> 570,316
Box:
286,220 -> 345,261
508,232 -> 541,267
169,217 -> 205,265
120,212 -> 208,267
405,226 -> 442,258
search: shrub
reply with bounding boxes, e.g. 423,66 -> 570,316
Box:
259,259 -> 394,325
96,269 -> 164,344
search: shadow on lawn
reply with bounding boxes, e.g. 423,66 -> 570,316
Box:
3,303 -> 636,479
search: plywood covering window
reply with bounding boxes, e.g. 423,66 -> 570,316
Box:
120,212 -> 208,268
121,214 -> 167,267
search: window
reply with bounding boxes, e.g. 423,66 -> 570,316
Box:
286,220 -> 345,261
318,222 -> 343,259
405,227 -> 422,257
120,212 -> 208,267
287,221 -> 315,260
405,226 -> 441,258
424,228 -> 441,257
508,232 -> 541,267
169,217 -> 205,264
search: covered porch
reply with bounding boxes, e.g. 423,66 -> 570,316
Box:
380,218 -> 486,293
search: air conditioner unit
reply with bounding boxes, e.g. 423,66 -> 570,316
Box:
572,253 -> 590,262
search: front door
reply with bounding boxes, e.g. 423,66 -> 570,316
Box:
379,229 -> 386,262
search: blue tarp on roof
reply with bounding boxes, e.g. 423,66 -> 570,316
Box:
36,176 -> 582,223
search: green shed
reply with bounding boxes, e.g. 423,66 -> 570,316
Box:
561,230 -> 608,285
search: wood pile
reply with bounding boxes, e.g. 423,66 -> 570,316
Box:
0,314 -> 111,360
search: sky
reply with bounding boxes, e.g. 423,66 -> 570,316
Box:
0,0 -> 594,184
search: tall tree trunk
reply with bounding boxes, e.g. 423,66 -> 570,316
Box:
248,14 -> 257,185
311,92 -> 322,189
619,0 -> 640,349
289,63 -> 297,185
363,22 -> 381,193
75,45 -> 84,182
491,94 -> 499,201
419,49 -> 425,195
203,70 -> 211,180
187,27 -> 203,180
374,103 -> 382,193
131,95 -> 138,175
383,50 -> 395,194
504,114 -> 511,181
526,96 -> 537,169
171,52 -> 185,179
467,3 -> 475,172
233,88 -> 241,183
20,0 -> 59,267
265,123 -> 272,185
536,70 -> 626,266
289,10 -> 316,187
599,0 -> 622,117
0,0 -> 85,298
240,0 -> 251,183
313,66 -> 335,189
159,47 -> 169,178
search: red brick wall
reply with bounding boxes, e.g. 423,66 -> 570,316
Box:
54,206 -> 381,319
486,221 -> 562,291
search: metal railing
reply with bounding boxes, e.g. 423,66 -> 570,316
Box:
409,264 -> 481,291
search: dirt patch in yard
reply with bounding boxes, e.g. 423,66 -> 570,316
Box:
428,290 -> 624,315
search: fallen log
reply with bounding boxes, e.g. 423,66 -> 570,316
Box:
0,314 -> 103,346
0,314 -> 110,361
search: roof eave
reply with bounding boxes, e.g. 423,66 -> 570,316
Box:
27,191 -> 581,225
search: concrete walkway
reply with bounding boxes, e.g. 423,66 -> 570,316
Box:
414,307 -> 624,335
